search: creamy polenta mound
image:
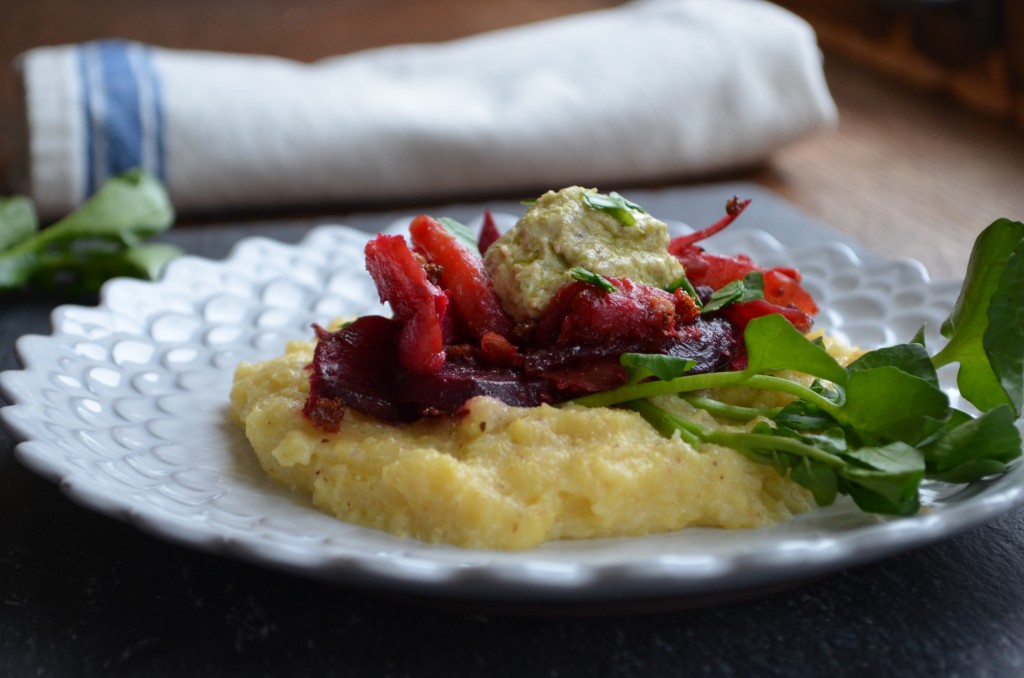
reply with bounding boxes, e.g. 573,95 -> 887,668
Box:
228,337 -> 865,550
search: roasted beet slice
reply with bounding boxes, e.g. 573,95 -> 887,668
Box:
409,214 -> 514,340
661,316 -> 744,374
396,358 -> 554,415
305,316 -> 416,428
364,234 -> 448,374
523,339 -> 659,374
540,358 -> 629,395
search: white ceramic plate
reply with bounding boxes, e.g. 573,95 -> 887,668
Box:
3,218 -> 1022,612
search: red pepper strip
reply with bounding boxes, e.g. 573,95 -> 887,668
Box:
667,197 -> 818,315
678,250 -> 819,315
763,268 -> 819,316
720,298 -> 813,334
409,214 -> 515,340
667,197 -> 751,253
364,234 -> 448,374
477,210 -> 502,255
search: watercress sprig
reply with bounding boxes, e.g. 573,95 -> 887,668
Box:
0,168 -> 178,294
569,218 -> 1024,515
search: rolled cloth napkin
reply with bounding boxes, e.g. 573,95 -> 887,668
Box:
19,0 -> 836,219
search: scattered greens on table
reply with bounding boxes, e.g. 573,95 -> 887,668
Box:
0,168 -> 179,294
572,218 -> 1024,516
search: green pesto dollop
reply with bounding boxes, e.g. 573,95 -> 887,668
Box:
483,186 -> 684,320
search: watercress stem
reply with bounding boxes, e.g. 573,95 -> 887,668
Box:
570,370 -> 839,417
703,430 -> 846,469
682,394 -> 781,421
620,399 -> 705,446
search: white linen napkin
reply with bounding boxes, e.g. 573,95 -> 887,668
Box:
18,0 -> 836,219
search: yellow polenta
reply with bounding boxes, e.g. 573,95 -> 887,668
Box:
230,338 -> 826,550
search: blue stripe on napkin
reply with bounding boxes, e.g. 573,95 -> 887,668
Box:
77,40 -> 165,198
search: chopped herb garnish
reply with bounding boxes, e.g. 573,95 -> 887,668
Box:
621,353 -> 696,383
701,271 -> 765,313
570,266 -> 617,293
665,273 -> 703,308
582,191 -> 646,227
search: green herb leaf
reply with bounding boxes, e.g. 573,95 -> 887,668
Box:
620,353 -> 696,383
701,271 -> 765,313
665,273 -> 703,307
437,216 -> 480,254
0,168 -> 176,293
743,314 -> 849,385
39,167 -> 174,246
582,191 -> 646,226
841,444 -> 925,516
791,457 -> 839,506
847,342 -> 940,389
570,266 -> 617,293
0,196 -> 38,251
920,405 -> 1021,481
934,218 -> 1024,416
840,366 -> 948,444
116,242 -> 184,281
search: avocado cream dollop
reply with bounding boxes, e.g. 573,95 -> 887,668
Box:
483,186 -> 684,320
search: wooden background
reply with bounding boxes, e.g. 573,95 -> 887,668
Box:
2,0 -> 1023,279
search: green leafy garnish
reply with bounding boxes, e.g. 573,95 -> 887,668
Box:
438,216 -> 480,254
0,168 -> 179,294
665,273 -> 702,308
620,353 -> 696,383
0,196 -> 37,251
701,271 -> 764,313
568,218 -> 1024,516
933,218 -> 1024,416
570,266 -> 617,293
582,191 -> 646,227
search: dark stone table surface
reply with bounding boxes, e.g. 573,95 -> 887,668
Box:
3,185 -> 1022,677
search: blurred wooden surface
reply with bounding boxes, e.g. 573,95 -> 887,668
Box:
2,0 -> 1023,280
749,52 -> 1024,280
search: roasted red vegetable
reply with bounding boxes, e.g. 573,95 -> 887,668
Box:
396,359 -> 554,416
408,214 -> 514,340
364,234 -> 448,374
534,277 -> 700,347
477,210 -> 502,254
304,317 -> 414,428
306,197 -> 820,431
669,198 -> 818,315
720,298 -> 812,334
